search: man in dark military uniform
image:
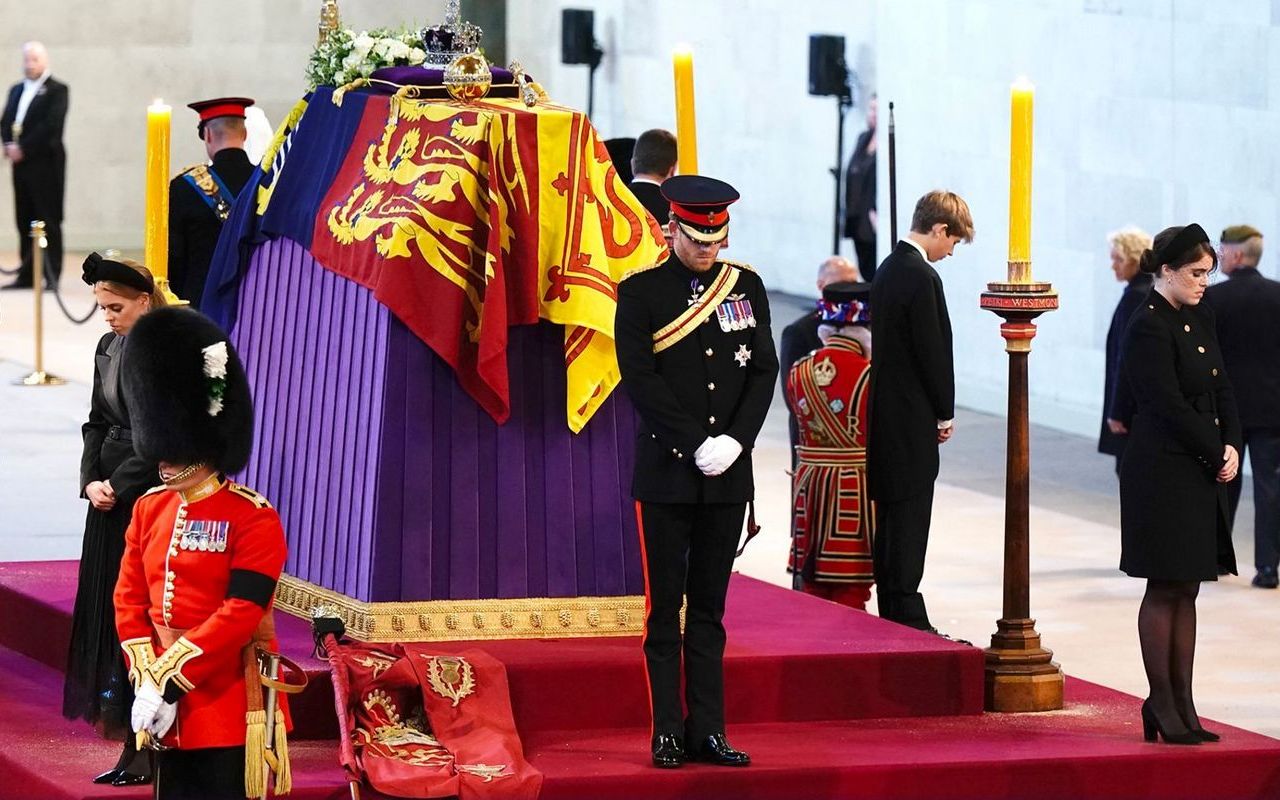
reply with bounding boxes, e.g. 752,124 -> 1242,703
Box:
169,97 -> 258,309
614,175 -> 778,770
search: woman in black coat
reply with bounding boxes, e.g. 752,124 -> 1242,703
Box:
1119,224 -> 1240,745
1098,226 -> 1152,471
64,254 -> 164,784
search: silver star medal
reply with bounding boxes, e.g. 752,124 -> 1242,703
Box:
734,344 -> 752,367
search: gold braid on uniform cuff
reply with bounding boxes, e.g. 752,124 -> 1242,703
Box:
120,637 -> 158,691
145,636 -> 203,701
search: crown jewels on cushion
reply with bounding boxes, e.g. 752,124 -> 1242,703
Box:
420,0 -> 483,65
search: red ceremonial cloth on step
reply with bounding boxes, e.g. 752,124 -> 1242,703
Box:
336,641 -> 542,799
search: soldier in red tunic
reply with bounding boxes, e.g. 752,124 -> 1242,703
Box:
114,307 -> 288,799
785,282 -> 876,610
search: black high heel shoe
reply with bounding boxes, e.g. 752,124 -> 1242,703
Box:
1188,725 -> 1221,742
1141,700 -> 1201,745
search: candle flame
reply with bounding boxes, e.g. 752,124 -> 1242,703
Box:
673,43 -> 692,57
1012,76 -> 1034,92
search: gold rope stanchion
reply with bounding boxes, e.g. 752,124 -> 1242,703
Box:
14,220 -> 66,387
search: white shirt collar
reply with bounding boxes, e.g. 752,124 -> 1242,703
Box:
15,70 -> 50,126
631,175 -> 663,186
22,69 -> 50,90
901,237 -> 929,261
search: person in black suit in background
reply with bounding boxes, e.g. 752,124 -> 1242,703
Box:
867,190 -> 973,632
1119,223 -> 1238,744
1099,226 -> 1153,472
168,97 -> 257,309
843,94 -> 877,279
627,128 -> 677,238
1,41 -> 68,290
1206,224 -> 1280,589
615,175 -> 777,770
780,255 -> 860,466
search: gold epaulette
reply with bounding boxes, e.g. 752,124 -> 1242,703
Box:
620,262 -> 663,283
718,258 -> 757,274
228,482 -> 273,509
178,163 -> 206,177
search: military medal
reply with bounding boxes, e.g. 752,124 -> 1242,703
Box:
180,520 -> 230,552
734,344 -> 752,367
716,294 -> 756,332
688,278 -> 705,307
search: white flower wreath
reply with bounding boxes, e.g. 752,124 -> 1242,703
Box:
306,26 -> 429,89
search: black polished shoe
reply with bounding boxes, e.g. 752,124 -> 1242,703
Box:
1253,567 -> 1279,589
685,733 -> 751,766
0,278 -> 32,291
925,627 -> 974,646
651,733 -> 684,769
110,770 -> 152,786
91,769 -> 122,785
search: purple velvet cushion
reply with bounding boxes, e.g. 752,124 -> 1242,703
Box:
371,65 -> 517,87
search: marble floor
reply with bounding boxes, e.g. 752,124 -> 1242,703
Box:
1,254 -> 1275,737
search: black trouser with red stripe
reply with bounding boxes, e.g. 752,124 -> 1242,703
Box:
637,501 -> 745,744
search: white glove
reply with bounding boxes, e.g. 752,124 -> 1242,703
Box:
693,437 -> 716,466
696,435 -> 743,476
148,700 -> 178,738
131,682 -> 164,733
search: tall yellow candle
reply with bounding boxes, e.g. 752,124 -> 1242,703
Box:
672,46 -> 698,175
145,100 -> 171,281
1007,77 -> 1034,272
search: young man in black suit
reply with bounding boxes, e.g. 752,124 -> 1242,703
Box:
867,190 -> 973,631
1,41 -> 68,290
627,128 -> 677,236
1206,224 -> 1280,589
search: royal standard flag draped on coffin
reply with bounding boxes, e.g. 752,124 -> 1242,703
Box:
203,87 -> 666,433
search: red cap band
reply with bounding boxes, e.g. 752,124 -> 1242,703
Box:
670,204 -> 729,227
196,103 -> 247,122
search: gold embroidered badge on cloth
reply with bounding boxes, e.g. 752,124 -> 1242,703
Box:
424,655 -> 476,707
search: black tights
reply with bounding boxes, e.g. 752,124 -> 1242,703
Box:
1138,579 -> 1204,732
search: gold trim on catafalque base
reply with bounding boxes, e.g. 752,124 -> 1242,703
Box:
274,574 -> 649,642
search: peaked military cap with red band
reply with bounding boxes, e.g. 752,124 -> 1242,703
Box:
661,174 -> 740,244
187,96 -> 255,139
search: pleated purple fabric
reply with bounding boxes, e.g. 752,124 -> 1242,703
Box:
230,237 -> 643,602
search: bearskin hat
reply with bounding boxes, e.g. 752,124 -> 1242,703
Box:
123,307 -> 253,474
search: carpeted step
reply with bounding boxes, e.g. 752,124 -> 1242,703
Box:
525,684 -> 1280,800
0,561 -> 984,741
0,642 -> 351,800
5,640 -> 1277,800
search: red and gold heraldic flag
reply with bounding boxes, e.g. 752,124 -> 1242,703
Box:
309,94 -> 666,432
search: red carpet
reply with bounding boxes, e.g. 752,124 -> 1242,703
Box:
2,560 -> 1278,799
